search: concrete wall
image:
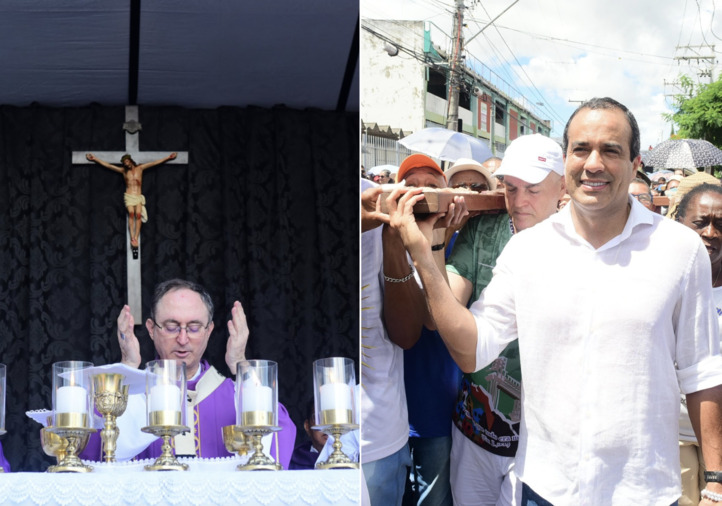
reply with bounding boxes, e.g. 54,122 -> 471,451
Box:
361,20 -> 427,133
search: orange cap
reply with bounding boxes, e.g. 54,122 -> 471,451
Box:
397,153 -> 445,183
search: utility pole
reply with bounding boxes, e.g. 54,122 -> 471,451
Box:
674,45 -> 716,84
446,0 -> 465,132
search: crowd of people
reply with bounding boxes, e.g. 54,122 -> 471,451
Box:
361,97 -> 722,506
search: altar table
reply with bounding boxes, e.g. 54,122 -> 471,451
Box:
0,457 -> 360,505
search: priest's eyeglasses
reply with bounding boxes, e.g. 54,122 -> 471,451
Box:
153,320 -> 210,337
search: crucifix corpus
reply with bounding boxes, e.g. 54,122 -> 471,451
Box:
72,106 -> 188,322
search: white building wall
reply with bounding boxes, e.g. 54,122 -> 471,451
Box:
361,20 -> 428,133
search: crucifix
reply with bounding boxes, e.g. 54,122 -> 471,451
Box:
72,106 -> 188,322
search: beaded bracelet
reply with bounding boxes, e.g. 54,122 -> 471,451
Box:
384,264 -> 415,283
702,489 -> 722,502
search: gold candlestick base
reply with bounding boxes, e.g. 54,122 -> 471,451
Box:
313,423 -> 359,469
222,425 -> 250,457
236,425 -> 282,471
46,426 -> 96,473
141,425 -> 190,471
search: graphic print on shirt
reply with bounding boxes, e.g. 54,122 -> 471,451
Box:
453,343 -> 521,457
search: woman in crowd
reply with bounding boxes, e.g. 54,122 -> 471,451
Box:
675,182 -> 722,505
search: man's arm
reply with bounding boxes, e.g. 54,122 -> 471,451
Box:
138,152 -> 177,171
382,225 -> 429,349
86,153 -> 124,174
388,188 -> 479,372
687,386 -> 722,500
448,271 -> 473,306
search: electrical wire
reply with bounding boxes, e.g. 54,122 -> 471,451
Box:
472,2 -> 565,125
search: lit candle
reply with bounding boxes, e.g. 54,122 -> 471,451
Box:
242,384 -> 273,412
149,384 -> 181,412
56,385 -> 88,413
319,383 -> 352,411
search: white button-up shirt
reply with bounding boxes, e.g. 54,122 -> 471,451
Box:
470,198 -> 722,505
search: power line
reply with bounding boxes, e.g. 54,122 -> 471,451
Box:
472,2 -> 565,125
468,21 -> 674,62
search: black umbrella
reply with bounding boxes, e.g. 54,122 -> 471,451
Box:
643,139 -> 722,169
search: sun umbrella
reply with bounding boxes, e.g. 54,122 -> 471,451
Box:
398,128 -> 493,163
649,170 -> 673,182
368,164 -> 398,176
643,139 -> 722,170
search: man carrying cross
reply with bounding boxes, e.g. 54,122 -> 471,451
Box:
387,97 -> 722,504
86,151 -> 177,256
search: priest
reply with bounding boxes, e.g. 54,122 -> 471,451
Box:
81,278 -> 296,467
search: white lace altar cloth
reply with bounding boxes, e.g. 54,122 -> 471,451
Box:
0,457 -> 360,505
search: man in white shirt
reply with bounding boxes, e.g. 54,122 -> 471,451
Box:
386,97 -> 722,505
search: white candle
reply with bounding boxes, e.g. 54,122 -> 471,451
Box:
320,383 -> 352,411
56,385 -> 88,413
242,384 -> 273,412
150,384 -> 181,412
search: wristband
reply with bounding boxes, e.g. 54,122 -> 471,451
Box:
705,471 -> 722,483
431,242 -> 446,251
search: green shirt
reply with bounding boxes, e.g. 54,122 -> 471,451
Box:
446,212 -> 520,457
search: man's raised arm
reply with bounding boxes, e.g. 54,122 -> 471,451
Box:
387,187 -> 479,372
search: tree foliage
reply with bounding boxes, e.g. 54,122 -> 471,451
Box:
666,75 -> 722,147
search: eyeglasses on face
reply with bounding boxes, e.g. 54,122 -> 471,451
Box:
631,192 -> 653,203
452,182 -> 488,192
153,320 -> 210,337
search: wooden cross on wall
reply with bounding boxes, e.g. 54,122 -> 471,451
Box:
72,106 -> 188,322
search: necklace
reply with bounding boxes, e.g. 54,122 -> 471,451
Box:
714,263 -> 722,288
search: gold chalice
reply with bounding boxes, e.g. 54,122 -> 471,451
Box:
93,373 -> 129,463
222,425 -> 250,457
41,427 -> 69,464
45,426 -> 94,473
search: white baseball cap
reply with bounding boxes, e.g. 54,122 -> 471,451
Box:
494,134 -> 564,185
444,158 -> 497,190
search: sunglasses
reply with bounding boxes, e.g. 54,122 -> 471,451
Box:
452,182 -> 488,192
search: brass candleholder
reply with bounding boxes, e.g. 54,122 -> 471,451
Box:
237,424 -> 282,471
46,426 -> 96,473
222,424 -> 249,457
140,422 -> 190,471
312,358 -> 358,469
313,422 -> 359,469
93,373 -> 129,463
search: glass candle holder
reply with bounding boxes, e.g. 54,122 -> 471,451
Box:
236,360 -> 278,427
52,361 -> 94,428
145,360 -> 186,428
0,363 -> 6,434
313,357 -> 356,426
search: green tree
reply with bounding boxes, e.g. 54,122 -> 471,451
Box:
666,75 -> 722,146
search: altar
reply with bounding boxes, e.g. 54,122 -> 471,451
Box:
0,457 -> 360,505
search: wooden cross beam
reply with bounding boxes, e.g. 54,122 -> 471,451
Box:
72,106 -> 188,322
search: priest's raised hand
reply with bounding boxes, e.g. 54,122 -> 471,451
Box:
117,304 -> 141,369
225,300 -> 249,375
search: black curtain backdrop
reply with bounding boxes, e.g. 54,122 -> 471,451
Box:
0,104 -> 359,471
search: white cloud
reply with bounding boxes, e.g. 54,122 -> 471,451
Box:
363,0 -> 722,150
